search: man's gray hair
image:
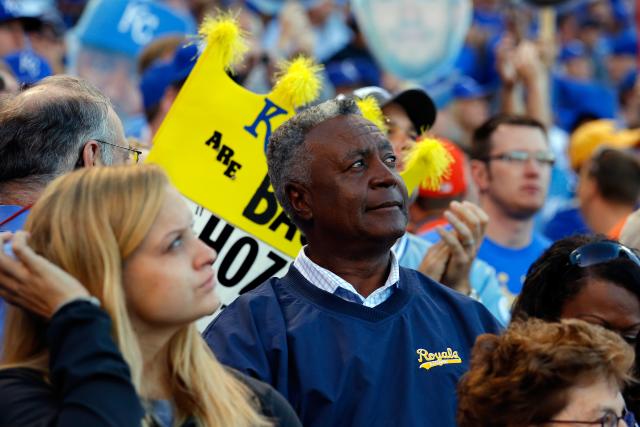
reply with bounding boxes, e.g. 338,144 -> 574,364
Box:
0,75 -> 119,186
267,97 -> 361,224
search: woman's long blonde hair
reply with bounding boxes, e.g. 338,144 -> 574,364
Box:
1,165 -> 271,427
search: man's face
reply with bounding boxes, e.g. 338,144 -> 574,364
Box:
75,47 -> 142,120
475,124 -> 552,219
303,114 -> 409,245
0,20 -> 24,56
382,102 -> 416,171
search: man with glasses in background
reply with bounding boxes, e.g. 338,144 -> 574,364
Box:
469,114 -> 554,305
0,74 -> 132,344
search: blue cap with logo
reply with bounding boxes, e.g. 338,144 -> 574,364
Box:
73,0 -> 196,57
326,58 -> 381,89
4,50 -> 52,84
139,42 -> 198,109
0,0 -> 25,23
559,40 -> 587,63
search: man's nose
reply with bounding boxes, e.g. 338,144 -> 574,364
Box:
523,157 -> 543,176
370,157 -> 399,188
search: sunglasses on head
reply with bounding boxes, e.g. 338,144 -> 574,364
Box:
569,241 -> 640,268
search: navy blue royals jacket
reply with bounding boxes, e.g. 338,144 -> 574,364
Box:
204,266 -> 502,427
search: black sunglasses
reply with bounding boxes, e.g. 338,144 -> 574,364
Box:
569,241 -> 640,268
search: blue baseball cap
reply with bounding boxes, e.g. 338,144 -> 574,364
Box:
247,0 -> 323,15
73,0 -> 196,58
139,42 -> 198,109
4,49 -> 52,84
452,76 -> 487,100
609,30 -> 638,56
326,58 -> 380,89
554,77 -> 617,131
0,0 -> 25,23
559,40 -> 587,62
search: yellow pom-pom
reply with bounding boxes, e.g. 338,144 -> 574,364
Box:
356,96 -> 388,134
400,137 -> 453,195
199,13 -> 248,72
271,56 -> 323,108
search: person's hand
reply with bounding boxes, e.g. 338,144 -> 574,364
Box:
514,40 -> 545,85
495,34 -> 518,88
437,201 -> 489,294
417,240 -> 450,283
0,231 -> 90,319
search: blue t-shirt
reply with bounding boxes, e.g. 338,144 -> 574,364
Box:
477,234 -> 551,298
204,266 -> 501,427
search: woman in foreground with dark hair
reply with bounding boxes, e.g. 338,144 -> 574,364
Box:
512,234 -> 640,339
512,234 -> 640,418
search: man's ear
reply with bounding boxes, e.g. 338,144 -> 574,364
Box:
81,140 -> 101,168
470,159 -> 490,192
286,181 -> 312,221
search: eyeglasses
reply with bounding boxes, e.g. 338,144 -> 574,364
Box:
547,408 -> 628,427
483,150 -> 556,166
95,139 -> 142,164
569,241 -> 640,268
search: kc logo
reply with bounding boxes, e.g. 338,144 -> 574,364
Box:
117,3 -> 160,46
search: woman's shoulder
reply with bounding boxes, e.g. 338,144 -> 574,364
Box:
0,367 -> 53,397
226,368 -> 302,427
0,367 -> 58,426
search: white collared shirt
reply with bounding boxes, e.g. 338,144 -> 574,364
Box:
293,246 -> 400,307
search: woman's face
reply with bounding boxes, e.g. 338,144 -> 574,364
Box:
560,278 -> 640,345
546,377 -> 627,427
123,185 -> 219,331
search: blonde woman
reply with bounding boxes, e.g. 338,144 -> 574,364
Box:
0,165 -> 301,427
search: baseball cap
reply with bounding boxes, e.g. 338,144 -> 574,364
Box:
419,139 -> 466,198
609,30 -> 638,56
554,77 -> 617,132
569,120 -> 640,170
3,50 -> 52,84
73,0 -> 196,58
0,0 -> 24,23
139,43 -> 198,109
354,86 -> 437,133
559,40 -> 587,63
326,58 -> 380,90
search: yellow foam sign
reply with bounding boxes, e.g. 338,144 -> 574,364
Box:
146,44 -> 306,259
